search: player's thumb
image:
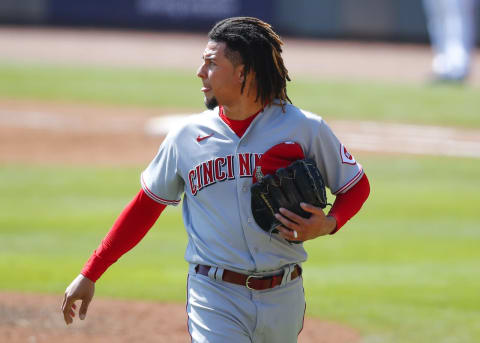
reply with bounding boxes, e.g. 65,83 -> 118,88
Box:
79,298 -> 91,320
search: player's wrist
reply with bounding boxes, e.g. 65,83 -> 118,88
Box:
325,215 -> 337,235
79,272 -> 95,284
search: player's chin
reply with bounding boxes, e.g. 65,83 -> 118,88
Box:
205,96 -> 218,110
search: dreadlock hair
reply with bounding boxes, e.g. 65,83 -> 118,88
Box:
208,17 -> 292,109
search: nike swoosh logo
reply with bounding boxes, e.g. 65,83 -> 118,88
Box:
196,133 -> 214,142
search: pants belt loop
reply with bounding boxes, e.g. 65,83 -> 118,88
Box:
280,264 -> 293,286
214,268 -> 224,281
207,266 -> 218,280
206,266 -> 225,281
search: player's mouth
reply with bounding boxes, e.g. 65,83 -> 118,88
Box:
201,86 -> 211,93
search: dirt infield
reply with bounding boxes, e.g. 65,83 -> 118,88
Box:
0,292 -> 360,343
0,99 -> 163,165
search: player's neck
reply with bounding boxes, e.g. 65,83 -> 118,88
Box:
221,98 -> 263,121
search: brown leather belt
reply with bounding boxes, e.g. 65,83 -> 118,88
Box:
195,264 -> 302,291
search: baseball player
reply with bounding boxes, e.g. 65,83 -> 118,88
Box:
62,17 -> 370,343
423,0 -> 478,82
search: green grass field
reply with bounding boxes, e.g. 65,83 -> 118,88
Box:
1,62 -> 479,342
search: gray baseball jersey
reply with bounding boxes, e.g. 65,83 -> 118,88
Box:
141,101 -> 363,273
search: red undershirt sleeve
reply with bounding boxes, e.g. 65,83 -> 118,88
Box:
328,173 -> 370,235
81,189 -> 167,282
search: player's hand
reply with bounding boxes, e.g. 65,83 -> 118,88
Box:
61,274 -> 95,325
275,202 -> 336,242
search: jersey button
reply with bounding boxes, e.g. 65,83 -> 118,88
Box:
242,186 -> 248,192
248,218 -> 253,223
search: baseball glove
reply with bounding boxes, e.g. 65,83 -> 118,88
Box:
251,158 -> 328,239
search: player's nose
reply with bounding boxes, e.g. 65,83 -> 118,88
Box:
196,63 -> 207,79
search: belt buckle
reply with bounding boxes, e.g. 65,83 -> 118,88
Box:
246,274 -> 262,290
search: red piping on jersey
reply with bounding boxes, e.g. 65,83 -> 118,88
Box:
141,173 -> 180,205
333,167 -> 364,195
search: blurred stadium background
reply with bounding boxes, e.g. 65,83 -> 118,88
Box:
1,0 -> 479,41
1,1 -> 479,343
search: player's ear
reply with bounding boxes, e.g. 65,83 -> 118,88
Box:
236,64 -> 246,83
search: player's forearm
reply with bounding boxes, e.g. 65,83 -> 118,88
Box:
328,173 -> 370,234
81,189 -> 166,282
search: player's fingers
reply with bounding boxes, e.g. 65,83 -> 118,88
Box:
63,305 -> 74,324
79,298 -> 91,320
276,225 -> 300,241
300,202 -> 326,216
62,297 -> 76,325
278,207 -> 306,226
275,212 -> 300,231
63,308 -> 73,325
276,225 -> 290,235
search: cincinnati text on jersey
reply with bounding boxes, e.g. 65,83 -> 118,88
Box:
188,153 -> 262,196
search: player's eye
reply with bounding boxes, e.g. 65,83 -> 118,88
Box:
204,60 -> 215,68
